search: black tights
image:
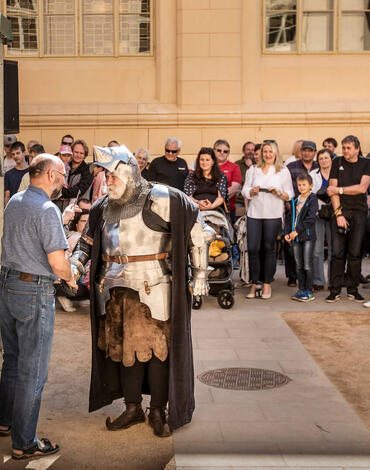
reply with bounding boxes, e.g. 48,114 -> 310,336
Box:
120,356 -> 169,408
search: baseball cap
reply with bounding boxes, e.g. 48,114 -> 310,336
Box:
4,134 -> 17,146
59,145 -> 73,155
301,140 -> 316,151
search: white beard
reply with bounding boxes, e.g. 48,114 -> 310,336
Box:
107,185 -> 126,200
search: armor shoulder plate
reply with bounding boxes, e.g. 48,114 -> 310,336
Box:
150,184 -> 170,222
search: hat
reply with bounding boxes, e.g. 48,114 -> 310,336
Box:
59,145 -> 72,155
4,134 -> 17,146
93,144 -> 136,173
302,140 -> 316,151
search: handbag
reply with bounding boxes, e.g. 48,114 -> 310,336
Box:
318,203 -> 333,220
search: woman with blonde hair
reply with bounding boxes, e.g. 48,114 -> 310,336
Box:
242,140 -> 294,299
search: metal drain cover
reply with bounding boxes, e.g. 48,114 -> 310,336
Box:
197,367 -> 291,391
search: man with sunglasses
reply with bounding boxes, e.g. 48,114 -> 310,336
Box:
60,134 -> 74,148
213,139 -> 242,223
147,138 -> 188,191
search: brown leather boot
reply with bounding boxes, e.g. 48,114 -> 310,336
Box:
148,407 -> 172,438
106,403 -> 145,431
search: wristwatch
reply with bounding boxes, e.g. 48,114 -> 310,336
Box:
339,187 -> 343,195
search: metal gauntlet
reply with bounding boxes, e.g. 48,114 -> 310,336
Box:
70,237 -> 92,280
190,215 -> 216,296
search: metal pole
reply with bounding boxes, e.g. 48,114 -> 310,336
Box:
0,14 -> 12,351
0,39 -> 4,241
0,13 -> 12,247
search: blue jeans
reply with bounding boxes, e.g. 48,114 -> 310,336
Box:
313,217 -> 332,286
247,217 -> 282,284
292,241 -> 314,291
0,268 -> 56,450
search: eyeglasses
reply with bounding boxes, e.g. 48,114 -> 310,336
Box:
62,141 -> 73,146
165,148 -> 178,154
215,148 -> 230,154
52,168 -> 66,178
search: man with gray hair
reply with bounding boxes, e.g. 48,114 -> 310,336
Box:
0,154 -> 77,459
68,144 -> 214,437
147,137 -> 188,191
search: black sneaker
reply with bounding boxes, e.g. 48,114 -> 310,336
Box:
287,278 -> 297,287
347,291 -> 365,303
313,284 -> 324,292
325,292 -> 341,303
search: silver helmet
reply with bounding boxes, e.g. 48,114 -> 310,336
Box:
93,144 -> 140,185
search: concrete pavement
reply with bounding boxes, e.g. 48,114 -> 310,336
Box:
173,263 -> 370,469
0,262 -> 370,469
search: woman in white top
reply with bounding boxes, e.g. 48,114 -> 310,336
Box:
242,141 -> 294,299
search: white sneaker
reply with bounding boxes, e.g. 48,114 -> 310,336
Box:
57,296 -> 76,312
364,300 -> 370,308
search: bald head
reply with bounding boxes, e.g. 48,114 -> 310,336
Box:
29,153 -> 66,200
29,153 -> 64,180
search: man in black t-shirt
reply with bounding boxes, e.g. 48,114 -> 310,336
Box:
147,138 -> 188,191
326,135 -> 370,302
4,141 -> 29,207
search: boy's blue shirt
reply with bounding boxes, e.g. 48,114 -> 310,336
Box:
284,192 -> 319,242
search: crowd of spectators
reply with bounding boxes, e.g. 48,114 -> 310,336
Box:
3,132 -> 370,309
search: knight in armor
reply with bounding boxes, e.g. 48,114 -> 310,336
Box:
68,144 -> 214,437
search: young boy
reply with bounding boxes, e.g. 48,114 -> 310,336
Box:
284,173 -> 319,301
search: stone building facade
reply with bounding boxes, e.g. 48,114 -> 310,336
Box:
6,0 -> 370,160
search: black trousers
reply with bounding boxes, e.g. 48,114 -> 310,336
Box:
330,209 -> 366,293
283,206 -> 297,280
283,240 -> 297,280
247,217 -> 281,284
120,356 -> 169,408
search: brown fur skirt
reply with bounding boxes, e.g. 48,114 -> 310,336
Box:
97,287 -> 171,367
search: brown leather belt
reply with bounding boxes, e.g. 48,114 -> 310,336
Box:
19,272 -> 34,282
102,253 -> 170,264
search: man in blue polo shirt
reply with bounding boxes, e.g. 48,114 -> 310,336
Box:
0,154 -> 77,460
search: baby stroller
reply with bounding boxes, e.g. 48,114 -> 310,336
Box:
192,210 -> 234,310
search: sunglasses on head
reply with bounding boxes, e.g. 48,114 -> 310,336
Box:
165,148 -> 178,154
215,148 -> 229,154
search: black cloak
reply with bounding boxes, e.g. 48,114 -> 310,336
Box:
86,187 -> 199,432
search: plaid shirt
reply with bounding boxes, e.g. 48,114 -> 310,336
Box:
287,160 -> 319,197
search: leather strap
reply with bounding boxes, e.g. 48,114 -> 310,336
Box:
102,252 -> 170,264
19,272 -> 34,282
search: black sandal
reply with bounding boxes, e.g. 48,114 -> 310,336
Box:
0,426 -> 11,437
12,438 -> 60,460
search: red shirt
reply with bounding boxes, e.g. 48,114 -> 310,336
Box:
219,160 -> 242,211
